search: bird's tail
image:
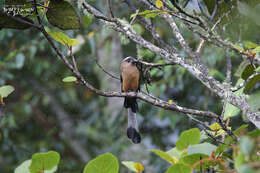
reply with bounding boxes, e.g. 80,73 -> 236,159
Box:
127,109 -> 141,144
124,97 -> 138,113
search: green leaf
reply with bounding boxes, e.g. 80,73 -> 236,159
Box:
167,147 -> 183,159
234,152 -> 245,170
248,129 -> 260,138
130,10 -> 154,18
244,73 -> 260,93
130,10 -> 162,18
15,160 -> 31,173
235,60 -> 250,77
151,149 -> 177,164
239,136 -> 254,156
83,153 -> 119,173
187,143 -> 217,156
224,79 -> 244,120
181,153 -> 209,169
145,13 -> 160,18
232,44 -> 244,52
244,41 -> 258,49
29,151 -> 60,173
252,46 -> 260,53
241,64 -> 258,80
234,124 -> 248,136
0,85 -> 15,98
48,31 -> 79,47
122,161 -> 138,173
176,128 -> 200,151
62,76 -> 77,83
46,0 -> 80,30
82,14 -> 93,28
165,163 -> 191,173
255,66 -> 260,72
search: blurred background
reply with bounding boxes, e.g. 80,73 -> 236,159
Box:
0,0 -> 259,172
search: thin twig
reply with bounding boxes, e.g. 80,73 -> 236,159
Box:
108,0 -> 114,18
95,58 -> 120,80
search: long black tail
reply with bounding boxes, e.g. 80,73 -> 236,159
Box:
127,109 -> 141,144
124,97 -> 138,113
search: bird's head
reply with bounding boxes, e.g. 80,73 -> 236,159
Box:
122,56 -> 138,65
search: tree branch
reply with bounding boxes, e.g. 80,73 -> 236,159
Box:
82,2 -> 260,129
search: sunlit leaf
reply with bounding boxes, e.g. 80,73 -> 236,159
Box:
62,76 -> 77,83
232,44 -> 244,52
83,153 -> 119,173
252,46 -> 260,53
0,85 -> 15,98
155,0 -> 163,9
176,128 -> 200,151
15,160 -> 31,173
166,163 -> 191,173
244,41 -> 258,49
122,161 -> 138,172
48,31 -> 79,47
210,123 -> 221,131
29,151 -> 60,173
134,162 -> 144,173
152,149 -> 177,164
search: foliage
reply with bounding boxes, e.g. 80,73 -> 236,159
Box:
1,0 -> 260,173
14,126 -> 260,172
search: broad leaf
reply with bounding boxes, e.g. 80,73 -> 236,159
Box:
252,46 -> 260,53
248,90 -> 260,112
15,160 -> 31,173
166,163 -> 191,173
244,41 -> 258,49
176,128 -> 200,151
122,161 -> 138,172
0,85 -> 15,98
29,151 -> 60,173
244,73 -> 260,93
83,153 -> 119,173
151,149 -> 177,164
187,143 -> 217,156
167,147 -> 183,159
46,0 -> 80,30
48,31 -> 79,47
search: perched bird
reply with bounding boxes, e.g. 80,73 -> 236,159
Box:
120,56 -> 141,144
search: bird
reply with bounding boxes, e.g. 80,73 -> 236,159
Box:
120,56 -> 141,144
